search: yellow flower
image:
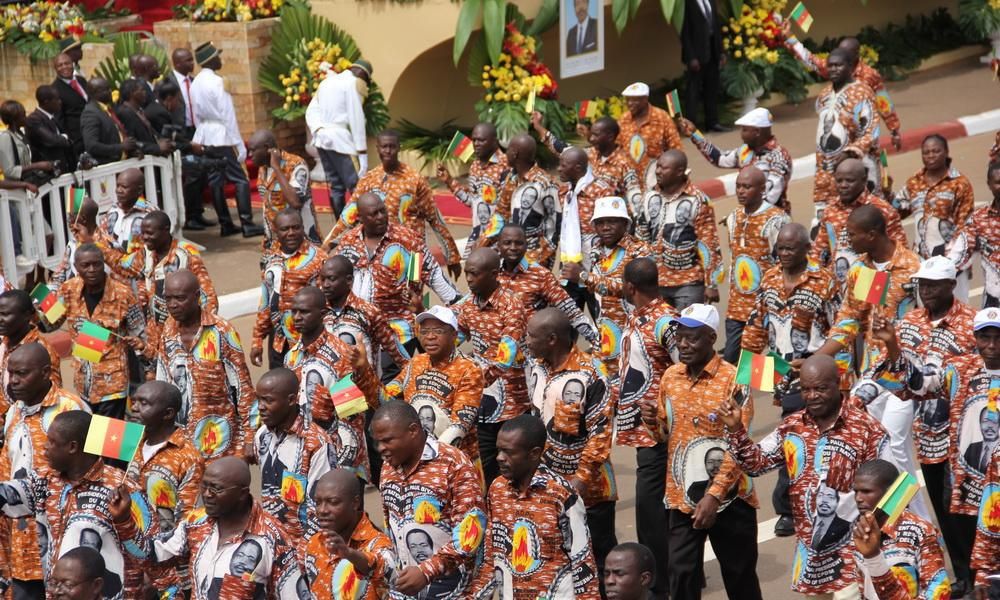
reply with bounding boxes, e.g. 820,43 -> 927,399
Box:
734,50 -> 742,58
733,35 -> 743,45
485,94 -> 493,102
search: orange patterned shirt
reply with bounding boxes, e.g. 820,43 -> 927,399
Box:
647,355 -> 758,512
643,182 -> 724,289
540,131 -> 641,200
304,513 -> 396,600
379,438 -> 486,597
947,203 -> 1000,307
616,106 -> 682,174
253,240 -> 328,355
971,442 -> 1000,588
616,299 -> 677,448
57,276 -> 148,403
892,167 -> 974,260
327,163 -> 461,265
855,510 -> 951,600
811,192 -> 908,283
124,428 -> 204,593
471,465 -> 601,600
558,173 -> 617,239
0,327 -> 62,413
0,385 -> 89,581
324,291 -> 410,368
119,240 -> 219,327
493,166 -> 559,266
448,151 -> 511,259
258,150 -> 321,245
497,257 -> 598,346
811,81 -> 882,207
723,203 -> 790,322
527,347 -> 617,507
454,286 -> 528,423
153,310 -> 256,457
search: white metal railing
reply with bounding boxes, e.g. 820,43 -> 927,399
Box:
0,151 -> 186,284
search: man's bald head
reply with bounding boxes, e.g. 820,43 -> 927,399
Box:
528,307 -> 574,349
837,37 -> 861,61
472,122 -> 497,139
736,166 -> 766,187
293,285 -> 327,310
801,354 -> 840,386
507,133 -> 536,162
777,223 -> 810,247
835,158 -> 866,179
466,248 -> 501,272
562,146 -> 588,168
206,456 -> 252,488
847,204 -> 887,235
373,399 -> 421,429
357,192 -> 385,212
164,269 -> 200,295
324,255 -> 354,277
315,468 -> 365,500
257,367 -> 299,397
9,342 -> 51,370
623,257 -> 659,292
119,167 -> 144,188
134,380 -> 183,414
74,197 -> 100,226
658,149 -> 688,171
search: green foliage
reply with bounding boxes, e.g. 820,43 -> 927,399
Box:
93,32 -> 169,91
474,96 -> 567,147
454,0 -> 508,65
958,0 -> 1000,41
396,119 -> 470,170
526,0 -> 559,36
258,0 -> 389,134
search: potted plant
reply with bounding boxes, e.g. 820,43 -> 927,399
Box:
958,0 -> 1000,64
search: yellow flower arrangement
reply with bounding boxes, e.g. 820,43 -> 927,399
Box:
183,0 -> 283,22
0,1 -> 89,49
276,37 -> 355,112
723,0 -> 785,65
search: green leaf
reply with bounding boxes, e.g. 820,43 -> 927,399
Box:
93,32 -> 170,92
629,0 -> 643,19
612,0 -> 630,33
483,0 -> 507,65
671,0 -> 685,27
453,0 -> 483,65
526,0 -> 559,36
466,33 -> 491,86
727,0 -> 743,18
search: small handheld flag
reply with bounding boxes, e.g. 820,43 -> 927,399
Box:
73,321 -> 112,363
873,471 -> 919,530
524,86 -> 536,114
789,2 -> 813,32
446,131 -> 475,163
84,415 -> 144,463
29,283 -> 66,324
666,90 -> 682,117
768,352 -> 793,381
576,100 -> 598,121
735,350 -> 776,392
879,149 -> 890,190
852,266 -> 890,305
406,252 -> 421,283
66,187 -> 86,215
329,375 -> 368,418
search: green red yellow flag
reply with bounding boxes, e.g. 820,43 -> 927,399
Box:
789,2 -> 813,32
874,471 -> 919,530
406,252 -> 421,283
768,351 -> 793,381
73,321 -> 112,363
666,90 -> 682,117
330,375 -> 367,418
576,100 -> 598,121
66,187 -> 86,214
29,283 -> 65,324
852,266 -> 890,305
735,350 -> 776,392
84,415 -> 144,462
446,131 -> 474,163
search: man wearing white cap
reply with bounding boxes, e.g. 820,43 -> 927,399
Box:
865,255 -> 977,593
561,196 -> 652,379
678,108 -> 793,210
939,308 -> 1000,596
618,82 -> 682,176
641,303 -> 762,600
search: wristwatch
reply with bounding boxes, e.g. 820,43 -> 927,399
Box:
578,270 -> 589,283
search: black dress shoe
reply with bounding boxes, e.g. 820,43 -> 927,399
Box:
706,123 -> 733,133
774,514 -> 795,537
191,214 -> 217,227
220,224 -> 240,237
183,219 -> 206,231
241,223 -> 265,238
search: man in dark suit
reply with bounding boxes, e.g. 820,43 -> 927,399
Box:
133,55 -> 160,108
25,85 -> 73,170
964,406 -> 1000,474
680,0 -> 729,132
116,78 -> 173,157
51,52 -> 89,165
163,48 -> 197,139
79,77 -> 137,165
810,485 -> 850,551
565,0 -> 597,56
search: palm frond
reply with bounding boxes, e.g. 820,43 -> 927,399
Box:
93,32 -> 169,92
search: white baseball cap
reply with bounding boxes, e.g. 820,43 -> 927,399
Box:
622,82 -> 650,97
671,303 -> 719,331
590,196 -> 632,225
734,107 -> 774,128
974,308 -> 1000,331
912,256 -> 957,281
416,305 -> 458,331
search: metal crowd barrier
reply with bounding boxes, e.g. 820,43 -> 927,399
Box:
0,151 -> 186,284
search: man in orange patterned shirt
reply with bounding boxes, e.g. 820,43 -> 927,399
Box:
438,122 -> 511,261
251,209 -> 329,369
946,162 -> 1000,308
617,82 -> 683,176
55,244 -> 148,418
641,303 -> 762,600
328,130 -> 462,275
126,380 -> 204,599
0,290 -> 61,413
616,258 -> 677,598
497,225 -> 598,346
524,308 -> 618,578
372,401 -> 486,599
153,269 -> 256,458
491,134 -> 560,266
562,196 -> 653,377
2,343 -> 90,597
643,151 -> 723,310
454,248 -> 528,487
248,130 -> 321,247
304,469 -> 396,600
722,167 -> 790,364
472,415 -> 601,599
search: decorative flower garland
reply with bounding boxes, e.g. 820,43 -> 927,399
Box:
174,0 -> 284,22
0,1 -> 94,60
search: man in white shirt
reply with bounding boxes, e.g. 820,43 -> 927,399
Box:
305,59 -> 371,220
190,41 -> 264,239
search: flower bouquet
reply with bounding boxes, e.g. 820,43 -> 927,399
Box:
0,1 -> 98,61
173,0 -> 284,22
720,0 -> 785,101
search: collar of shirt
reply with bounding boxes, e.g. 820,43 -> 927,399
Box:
502,257 -> 531,274
483,150 -> 504,166
631,298 -> 674,322
21,383 -> 69,416
140,428 -> 192,457
506,464 -> 555,499
547,346 -> 590,376
474,285 -> 506,310
684,353 -> 724,384
213,500 -> 268,546
861,242 -> 908,272
326,293 -> 361,318
64,457 -> 108,487
271,413 -> 307,437
173,70 -> 191,84
917,165 -> 963,184
350,512 -> 382,545
800,402 -> 850,434
658,179 -> 699,203
298,329 -> 337,356
2,325 -> 40,350
36,107 -> 56,121
395,437 -> 440,478
916,298 -> 971,328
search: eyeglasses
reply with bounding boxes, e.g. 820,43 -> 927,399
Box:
419,328 -> 453,338
201,482 -> 240,497
49,578 -> 87,592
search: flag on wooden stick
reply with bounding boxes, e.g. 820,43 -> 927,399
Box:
330,375 -> 367,418
577,100 -> 598,120
666,90 -> 682,117
84,415 -> 144,463
852,267 -> 890,305
73,321 -> 112,363
30,283 -> 65,324
789,2 -> 813,32
735,350 -> 778,392
873,471 -> 919,530
446,131 -> 474,163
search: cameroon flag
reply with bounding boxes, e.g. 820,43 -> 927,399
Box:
406,252 -> 421,283
446,131 -> 474,163
790,1 -> 813,32
84,415 -> 144,462
576,100 -> 598,121
666,90 -> 682,117
852,267 -> 890,305
73,321 -> 111,363
66,186 -> 86,214
736,350 -> 778,392
330,375 -> 367,418
873,471 -> 919,530
29,283 -> 65,324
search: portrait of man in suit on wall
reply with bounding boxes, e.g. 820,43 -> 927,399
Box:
565,0 -> 598,56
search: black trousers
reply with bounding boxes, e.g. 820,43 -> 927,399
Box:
317,148 -> 359,220
478,421 -> 506,489
11,579 -> 44,600
922,461 -> 975,587
204,146 -> 254,228
635,443 -> 670,597
587,499 -> 619,597
668,499 -> 762,600
684,52 -> 722,129
723,319 -> 745,365
772,388 -> 804,516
